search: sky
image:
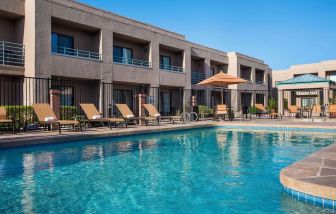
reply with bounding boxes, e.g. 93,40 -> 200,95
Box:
78,0 -> 336,70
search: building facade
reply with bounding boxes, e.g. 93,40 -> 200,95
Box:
272,60 -> 336,114
0,0 -> 271,117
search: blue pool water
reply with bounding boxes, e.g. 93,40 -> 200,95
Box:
0,128 -> 335,213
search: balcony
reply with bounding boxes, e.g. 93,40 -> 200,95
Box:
52,46 -> 101,61
191,72 -> 205,84
113,56 -> 151,68
256,80 -> 266,85
0,41 -> 24,67
160,64 -> 184,73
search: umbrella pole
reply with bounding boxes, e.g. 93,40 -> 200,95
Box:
221,89 -> 224,105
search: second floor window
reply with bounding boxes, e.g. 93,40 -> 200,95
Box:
52,33 -> 74,54
210,68 -> 215,76
160,55 -> 171,66
113,46 -> 133,59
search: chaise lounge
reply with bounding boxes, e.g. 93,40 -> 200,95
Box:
214,105 -> 229,121
80,103 -> 125,129
33,103 -> 82,134
142,103 -> 183,124
0,106 -> 15,133
115,104 -> 158,127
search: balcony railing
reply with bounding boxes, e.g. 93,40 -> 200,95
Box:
160,64 -> 184,73
52,46 -> 101,61
191,72 -> 205,84
113,56 -> 151,68
0,41 -> 24,66
256,80 -> 266,85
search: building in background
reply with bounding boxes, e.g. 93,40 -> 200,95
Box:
0,0 -> 271,118
272,60 -> 336,114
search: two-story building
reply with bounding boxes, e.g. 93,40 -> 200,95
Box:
0,0 -> 271,118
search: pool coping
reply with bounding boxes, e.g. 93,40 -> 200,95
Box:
279,142 -> 336,210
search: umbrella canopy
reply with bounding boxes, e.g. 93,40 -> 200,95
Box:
197,71 -> 247,105
197,71 -> 247,87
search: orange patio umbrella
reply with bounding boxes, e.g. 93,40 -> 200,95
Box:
197,71 -> 247,105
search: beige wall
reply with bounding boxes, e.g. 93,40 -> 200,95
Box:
0,0 -> 272,112
273,60 -> 336,87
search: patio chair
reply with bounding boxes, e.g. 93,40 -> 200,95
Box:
142,103 -> 183,124
214,105 -> 229,121
288,105 -> 298,118
255,104 -> 282,119
254,104 -> 270,119
0,107 -> 15,133
310,104 -> 322,118
80,103 -> 125,129
329,104 -> 336,118
115,104 -> 158,127
32,103 -> 82,134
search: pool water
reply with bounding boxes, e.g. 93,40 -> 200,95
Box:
0,128 -> 335,213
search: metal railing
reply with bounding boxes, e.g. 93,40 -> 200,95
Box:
52,46 -> 101,61
160,64 -> 185,73
113,56 -> 151,68
191,72 -> 205,84
256,80 -> 266,85
0,41 -> 25,66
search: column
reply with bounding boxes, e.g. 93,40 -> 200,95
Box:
204,58 -> 211,107
278,90 -> 284,115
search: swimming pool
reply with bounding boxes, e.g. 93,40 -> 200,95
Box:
0,127 -> 334,213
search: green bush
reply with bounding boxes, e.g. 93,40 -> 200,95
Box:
61,106 -> 78,120
248,106 -> 257,114
2,106 -> 35,130
198,105 -> 212,115
268,98 -> 277,111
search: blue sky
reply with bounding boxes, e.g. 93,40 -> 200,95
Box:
79,0 -> 336,70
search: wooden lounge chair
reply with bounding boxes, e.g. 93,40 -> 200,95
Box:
115,104 -> 158,127
214,105 -> 229,120
80,103 -> 125,129
288,105 -> 298,118
255,104 -> 281,119
329,104 -> 336,118
32,103 -> 82,134
142,103 -> 183,124
311,104 -> 322,118
0,106 -> 15,133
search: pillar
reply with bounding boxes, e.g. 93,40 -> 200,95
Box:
49,89 -> 61,119
278,90 -> 284,115
204,58 -> 211,107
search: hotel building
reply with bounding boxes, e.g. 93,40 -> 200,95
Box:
0,0 -> 271,117
272,60 -> 336,114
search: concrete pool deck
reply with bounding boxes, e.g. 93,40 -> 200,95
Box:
1,118 -> 336,208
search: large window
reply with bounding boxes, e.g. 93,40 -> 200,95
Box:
160,55 -> 171,66
52,33 -> 74,53
256,94 -> 265,104
113,46 -> 133,59
60,86 -> 74,106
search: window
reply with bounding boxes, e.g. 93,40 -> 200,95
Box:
210,68 -> 215,76
160,55 -> 171,66
51,33 -> 74,54
113,46 -> 133,59
60,87 -> 74,106
256,94 -> 265,104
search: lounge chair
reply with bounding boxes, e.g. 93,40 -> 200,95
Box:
214,105 -> 229,120
0,106 -> 15,133
142,103 -> 183,124
80,103 -> 125,129
115,104 -> 158,127
32,103 -> 82,134
255,104 -> 282,119
288,105 -> 298,118
329,104 -> 336,118
310,104 -> 322,118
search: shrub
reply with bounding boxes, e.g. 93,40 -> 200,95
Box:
268,98 -> 277,111
3,106 -> 35,130
61,106 -> 78,120
248,106 -> 257,114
